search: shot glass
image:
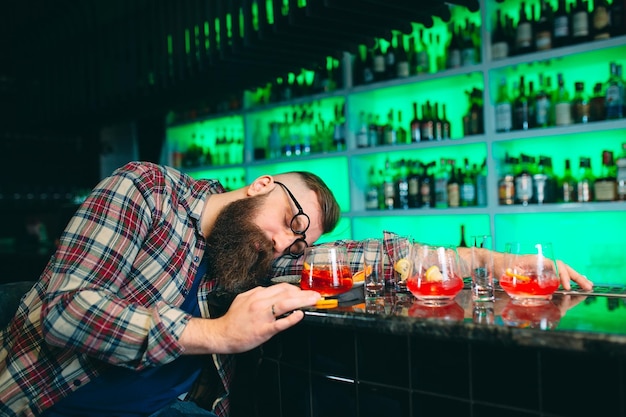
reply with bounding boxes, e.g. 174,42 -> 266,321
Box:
470,235 -> 495,302
363,238 -> 385,298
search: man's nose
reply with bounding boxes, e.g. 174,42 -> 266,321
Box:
273,231 -> 296,255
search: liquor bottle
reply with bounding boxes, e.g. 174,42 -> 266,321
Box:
495,77 -> 513,132
592,0 -> 611,40
534,0 -> 554,51
498,154 -> 516,205
383,110 -> 397,146
532,156 -> 556,204
571,0 -> 590,44
447,163 -> 460,208
420,162 -> 435,208
441,104 -> 451,139
594,150 -> 617,201
385,35 -> 397,80
367,113 -> 380,147
553,0 -> 572,47
464,88 -> 484,136
560,158 -> 577,202
554,73 -> 573,126
577,157 -> 594,202
395,159 -> 410,209
363,47 -> 376,85
572,81 -> 590,123
476,159 -> 488,207
332,104 -> 346,151
459,224 -> 468,247
416,29 -> 430,74
396,34 -> 410,78
365,166 -> 381,210
461,19 -> 478,66
527,81 -> 537,129
382,158 -> 396,210
590,82 -> 606,122
447,23 -> 462,69
460,159 -> 476,207
407,36 -> 418,76
605,62 -> 625,119
513,76 -> 530,130
420,102 -> 434,141
515,154 -> 535,205
515,1 -> 534,54
434,158 -> 449,209
372,40 -> 386,82
356,111 -> 369,148
408,159 -> 421,209
491,8 -> 510,60
535,73 -> 552,127
410,102 -> 422,143
616,143 -> 626,201
396,111 -> 408,144
433,103 -> 443,140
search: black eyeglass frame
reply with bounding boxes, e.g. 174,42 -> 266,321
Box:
274,181 -> 311,258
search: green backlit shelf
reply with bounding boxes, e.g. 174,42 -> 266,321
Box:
164,0 -> 626,284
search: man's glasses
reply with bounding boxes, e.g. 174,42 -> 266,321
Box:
274,181 -> 310,258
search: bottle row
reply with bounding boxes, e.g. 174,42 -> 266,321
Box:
492,0 -> 626,59
365,156 -> 487,211
495,61 -> 624,132
498,145 -> 626,205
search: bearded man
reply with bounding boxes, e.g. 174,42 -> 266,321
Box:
0,161 -> 339,417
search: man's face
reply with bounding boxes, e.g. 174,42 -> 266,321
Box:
204,194 -> 275,293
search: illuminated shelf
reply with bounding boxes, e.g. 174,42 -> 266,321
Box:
163,0 -> 626,283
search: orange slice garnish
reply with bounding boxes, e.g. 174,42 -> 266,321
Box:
352,265 -> 372,283
315,299 -> 338,309
505,268 -> 531,282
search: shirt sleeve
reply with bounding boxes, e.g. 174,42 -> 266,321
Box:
40,163 -> 189,370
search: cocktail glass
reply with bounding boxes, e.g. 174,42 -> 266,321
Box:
500,242 -> 560,305
406,244 -> 464,305
301,246 -> 353,298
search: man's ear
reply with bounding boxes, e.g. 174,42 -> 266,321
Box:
246,175 -> 274,196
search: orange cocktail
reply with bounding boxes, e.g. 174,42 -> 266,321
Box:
301,263 -> 353,297
499,270 -> 559,300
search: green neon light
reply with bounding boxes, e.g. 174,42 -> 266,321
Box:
226,13 -> 233,40
252,2 -> 259,30
184,29 -> 190,55
215,18 -> 220,45
167,35 -> 173,55
266,0 -> 274,25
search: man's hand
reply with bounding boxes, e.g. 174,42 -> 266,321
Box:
179,283 -> 320,355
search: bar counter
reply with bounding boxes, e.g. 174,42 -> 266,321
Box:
233,287 -> 626,417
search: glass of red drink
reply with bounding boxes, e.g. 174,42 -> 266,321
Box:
500,242 -> 560,305
406,245 -> 464,305
300,246 -> 353,298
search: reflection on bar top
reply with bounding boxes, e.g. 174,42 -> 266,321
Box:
303,287 -> 626,339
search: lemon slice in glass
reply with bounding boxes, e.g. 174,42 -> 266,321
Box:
394,258 -> 411,281
425,265 -> 444,282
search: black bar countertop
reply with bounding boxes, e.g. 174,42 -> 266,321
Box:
301,284 -> 626,358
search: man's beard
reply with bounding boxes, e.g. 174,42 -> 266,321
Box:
204,195 -> 274,295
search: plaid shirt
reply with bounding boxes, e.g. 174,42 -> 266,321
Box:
0,162 -> 229,417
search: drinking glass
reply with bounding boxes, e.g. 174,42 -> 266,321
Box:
470,235 -> 495,302
406,244 -> 464,305
300,246 -> 353,298
500,242 -> 560,305
389,235 -> 412,292
362,238 -> 385,297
